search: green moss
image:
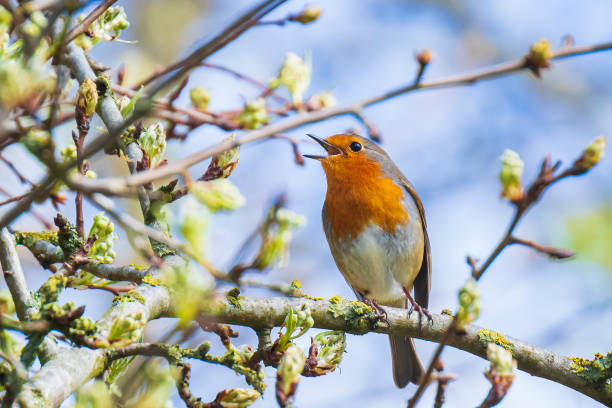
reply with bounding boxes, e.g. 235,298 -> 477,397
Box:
142,274 -> 162,286
328,296 -> 376,333
112,290 -> 145,306
29,388 -> 46,407
55,214 -> 84,258
477,329 -> 514,352
227,288 -> 243,310
570,352 -> 612,384
14,230 -> 59,248
38,275 -> 68,304
119,125 -> 139,146
151,241 -> 177,257
20,333 -> 46,369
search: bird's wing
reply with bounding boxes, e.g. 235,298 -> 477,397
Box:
400,178 -> 431,309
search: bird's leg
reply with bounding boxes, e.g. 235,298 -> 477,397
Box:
359,292 -> 388,322
403,288 -> 433,327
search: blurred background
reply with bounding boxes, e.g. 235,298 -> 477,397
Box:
2,0 -> 612,406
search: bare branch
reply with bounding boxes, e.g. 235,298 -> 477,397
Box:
132,0 -> 289,89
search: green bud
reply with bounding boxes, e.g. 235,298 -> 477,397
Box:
161,263 -> 214,327
486,343 -> 515,376
88,213 -> 118,264
61,144 -> 77,162
180,196 -> 210,254
0,7 -> 11,54
313,330 -> 346,369
236,97 -> 269,129
0,6 -> 11,27
116,95 -> 130,114
573,136 -> 606,174
0,290 -> 15,314
138,122 -> 166,167
278,305 -> 313,351
75,380 -> 113,408
307,91 -> 337,109
206,134 -> 239,178
22,129 -> 52,157
75,6 -> 130,51
294,6 -> 322,24
0,54 -> 56,110
499,149 -> 524,202
190,86 -> 211,110
277,208 -> 307,229
0,331 -> 22,359
129,364 -> 178,407
22,11 -> 47,37
77,77 -> 98,117
108,310 -> 145,347
527,39 -> 553,68
270,52 -> 312,105
277,345 -> 306,396
255,208 -> 306,269
216,388 -> 261,408
456,278 -> 480,330
190,179 -> 246,213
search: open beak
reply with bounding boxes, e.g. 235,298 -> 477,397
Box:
303,134 -> 343,160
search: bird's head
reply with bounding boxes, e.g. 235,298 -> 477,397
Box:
304,133 -> 392,178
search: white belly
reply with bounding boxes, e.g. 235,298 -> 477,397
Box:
327,222 -> 423,305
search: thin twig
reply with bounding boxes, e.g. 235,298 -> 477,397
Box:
433,373 -> 456,408
0,187 -> 53,229
73,130 -> 85,237
64,0 -> 118,44
411,149 -> 599,406
508,236 -> 575,259
201,62 -> 289,104
132,0 -> 288,90
86,192 -> 225,279
0,153 -> 32,184
70,39 -> 612,192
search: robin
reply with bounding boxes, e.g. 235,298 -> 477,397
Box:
304,133 -> 431,387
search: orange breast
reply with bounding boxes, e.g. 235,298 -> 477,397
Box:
322,155 -> 409,241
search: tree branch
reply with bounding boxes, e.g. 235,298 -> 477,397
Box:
68,39 -> 612,193
206,296 -> 611,406
11,286 -> 611,407
22,239 -> 150,283
132,0 -> 288,90
14,259 -> 178,408
0,228 -> 36,320
0,0 -> 289,230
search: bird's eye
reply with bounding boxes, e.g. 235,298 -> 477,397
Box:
349,141 -> 362,152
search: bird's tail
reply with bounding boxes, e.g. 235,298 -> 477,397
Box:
389,335 -> 424,387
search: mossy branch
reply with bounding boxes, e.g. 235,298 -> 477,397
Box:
11,284 -> 612,407
206,296 -> 612,406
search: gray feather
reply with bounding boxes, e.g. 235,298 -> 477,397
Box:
389,335 -> 424,387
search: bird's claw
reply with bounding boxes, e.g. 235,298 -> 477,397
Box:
360,294 -> 388,324
403,288 -> 433,332
408,302 -> 433,324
